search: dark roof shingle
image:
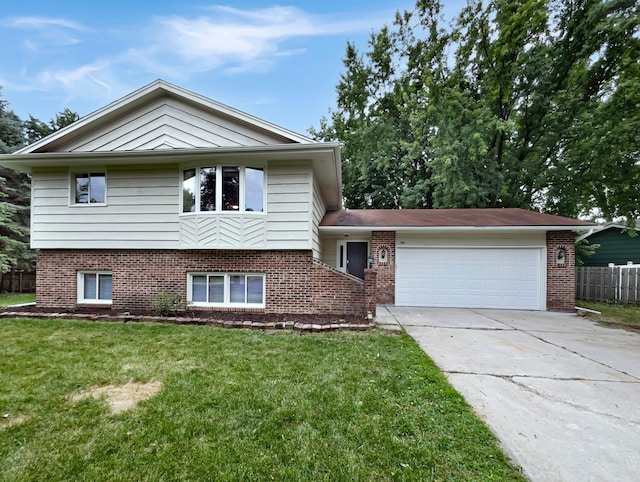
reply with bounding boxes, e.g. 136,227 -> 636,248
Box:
320,208 -> 593,228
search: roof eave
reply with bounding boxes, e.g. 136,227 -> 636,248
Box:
0,142 -> 343,210
0,142 -> 338,164
319,225 -> 590,233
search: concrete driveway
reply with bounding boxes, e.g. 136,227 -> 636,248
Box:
377,306 -> 640,482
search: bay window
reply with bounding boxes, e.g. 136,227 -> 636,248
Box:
182,165 -> 264,213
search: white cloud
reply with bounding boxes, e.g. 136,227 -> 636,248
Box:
134,5 -> 382,74
3,5 -> 387,114
32,61 -> 129,107
6,15 -> 85,47
7,16 -> 84,31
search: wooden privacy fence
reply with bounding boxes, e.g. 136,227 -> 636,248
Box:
0,270 -> 36,293
576,266 -> 640,305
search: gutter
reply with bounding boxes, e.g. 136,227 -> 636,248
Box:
319,225 -> 593,233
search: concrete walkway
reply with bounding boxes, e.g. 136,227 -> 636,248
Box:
378,306 -> 640,482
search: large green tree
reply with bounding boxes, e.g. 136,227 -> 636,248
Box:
0,89 -> 79,272
313,0 -> 639,223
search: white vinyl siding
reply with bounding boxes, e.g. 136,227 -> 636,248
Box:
32,161 -> 319,251
31,166 -> 180,249
310,176 -> 325,259
179,215 -> 267,249
56,98 -> 293,152
320,237 -> 339,267
265,161 -> 313,250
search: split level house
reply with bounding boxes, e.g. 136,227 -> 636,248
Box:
0,80 -> 594,316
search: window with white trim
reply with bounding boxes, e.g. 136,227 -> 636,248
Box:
77,271 -> 112,304
73,172 -> 106,204
182,166 -> 264,213
187,273 -> 265,307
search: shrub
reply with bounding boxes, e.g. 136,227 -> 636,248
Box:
152,291 -> 187,316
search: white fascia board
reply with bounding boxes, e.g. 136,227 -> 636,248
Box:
1,142 -> 340,167
319,225 -> 589,234
312,145 -> 342,211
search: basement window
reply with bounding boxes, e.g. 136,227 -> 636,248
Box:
187,273 -> 265,307
77,271 -> 112,304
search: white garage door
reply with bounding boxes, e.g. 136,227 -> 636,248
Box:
396,248 -> 544,310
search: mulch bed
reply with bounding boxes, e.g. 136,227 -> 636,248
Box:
0,306 -> 372,332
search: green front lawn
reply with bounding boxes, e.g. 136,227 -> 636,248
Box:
0,292 -> 35,307
1,318 -> 523,481
577,301 -> 640,326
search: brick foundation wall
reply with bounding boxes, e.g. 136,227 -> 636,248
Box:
370,231 -> 395,304
546,231 -> 576,311
36,249 -> 366,316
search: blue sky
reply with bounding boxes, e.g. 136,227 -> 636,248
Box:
0,1 -> 463,136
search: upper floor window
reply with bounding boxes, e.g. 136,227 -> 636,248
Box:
182,166 -> 264,213
73,172 -> 106,204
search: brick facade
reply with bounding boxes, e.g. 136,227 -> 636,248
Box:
36,249 -> 366,316
370,231 -> 395,304
35,230 -> 578,315
363,268 -> 377,316
546,231 -> 576,311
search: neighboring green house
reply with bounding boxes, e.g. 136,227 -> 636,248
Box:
577,224 -> 640,266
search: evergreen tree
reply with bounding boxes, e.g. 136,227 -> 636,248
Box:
0,88 -> 29,272
0,88 -> 80,272
24,108 -> 79,144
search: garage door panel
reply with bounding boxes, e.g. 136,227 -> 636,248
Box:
396,247 -> 543,310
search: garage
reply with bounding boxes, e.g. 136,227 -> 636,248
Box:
321,207 -> 592,312
395,247 -> 545,310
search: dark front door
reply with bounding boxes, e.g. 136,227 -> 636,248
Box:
347,242 -> 368,279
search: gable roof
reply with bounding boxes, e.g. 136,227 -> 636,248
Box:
15,79 -> 315,154
320,208 -> 594,231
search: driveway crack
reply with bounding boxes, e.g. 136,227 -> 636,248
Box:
446,371 -> 638,383
473,310 -> 640,383
506,375 -> 640,427
449,371 -> 640,426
